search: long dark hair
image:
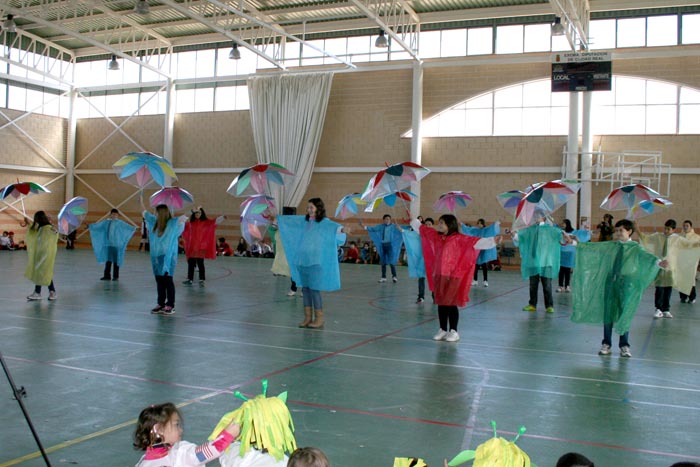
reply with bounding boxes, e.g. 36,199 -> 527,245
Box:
439,214 -> 460,236
306,198 -> 326,222
30,211 -> 51,231
189,207 -> 208,222
153,204 -> 171,236
133,402 -> 181,450
563,219 -> 574,233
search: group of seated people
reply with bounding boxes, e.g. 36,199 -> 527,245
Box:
216,237 -> 274,258
0,230 -> 25,250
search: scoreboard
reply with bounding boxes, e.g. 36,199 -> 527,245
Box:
551,51 -> 612,92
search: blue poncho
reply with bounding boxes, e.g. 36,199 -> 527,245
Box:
517,223 -> 561,280
144,211 -> 185,276
462,222 -> 500,265
401,229 -> 426,279
89,219 -> 136,266
278,215 -> 345,291
560,229 -> 591,269
366,223 -> 404,265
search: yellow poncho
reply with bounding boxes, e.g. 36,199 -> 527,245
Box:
639,232 -> 700,294
24,225 -> 59,286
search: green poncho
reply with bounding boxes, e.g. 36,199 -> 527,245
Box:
24,225 -> 59,286
517,224 -> 561,280
572,241 -> 659,334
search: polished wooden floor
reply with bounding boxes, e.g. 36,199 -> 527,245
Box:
1,248 -> 699,467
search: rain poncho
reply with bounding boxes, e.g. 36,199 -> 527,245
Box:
560,229 -> 591,268
516,224 -> 561,280
182,218 -> 219,260
89,219 -> 136,266
401,228 -> 426,279
269,225 -> 290,277
24,225 -> 58,286
638,232 -> 700,294
144,211 -> 186,276
462,222 -> 500,265
278,215 -> 346,291
420,226 -> 480,307
571,241 -> 660,334
366,223 -> 404,265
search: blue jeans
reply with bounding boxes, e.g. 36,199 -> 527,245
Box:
418,277 -> 425,299
380,243 -> 397,278
302,287 -> 322,309
603,322 -> 629,348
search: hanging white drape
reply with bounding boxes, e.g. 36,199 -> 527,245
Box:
247,72 -> 334,211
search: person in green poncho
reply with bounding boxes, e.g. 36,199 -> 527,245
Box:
25,210 -> 60,301
572,219 -> 666,358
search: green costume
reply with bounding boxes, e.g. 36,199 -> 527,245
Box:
24,225 -> 59,286
572,241 -> 659,334
517,224 -> 561,280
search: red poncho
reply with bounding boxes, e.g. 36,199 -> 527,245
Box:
182,219 -> 217,259
420,225 -> 480,307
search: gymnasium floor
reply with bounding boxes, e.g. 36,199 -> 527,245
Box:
1,248 -> 699,467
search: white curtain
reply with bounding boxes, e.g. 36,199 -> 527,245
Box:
247,72 -> 334,212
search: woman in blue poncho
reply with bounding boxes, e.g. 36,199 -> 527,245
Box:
278,198 -> 346,329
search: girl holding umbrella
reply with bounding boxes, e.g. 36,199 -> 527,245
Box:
25,211 -> 60,300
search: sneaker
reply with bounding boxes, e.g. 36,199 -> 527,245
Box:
378,278 -> 387,283
416,297 -> 424,304
556,286 -> 564,293
112,277 -> 119,281
692,299 -> 697,304
48,291 -> 57,301
27,292 -> 41,301
445,330 -> 460,342
565,286 -> 571,293
199,280 -> 205,287
433,329 -> 448,341
680,299 -> 687,304
161,306 -> 175,315
662,311 -> 673,319
483,281 -> 489,287
653,309 -> 663,319
151,306 -> 163,314
287,290 -> 296,297
392,276 -> 398,283
545,307 -> 555,314
182,279 -> 193,285
620,346 -> 632,358
598,344 -> 612,355
471,280 -> 478,286
100,276 -> 110,281
522,305 -> 536,312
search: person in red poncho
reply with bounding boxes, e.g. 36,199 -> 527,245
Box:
413,214 -> 498,343
181,207 -> 226,286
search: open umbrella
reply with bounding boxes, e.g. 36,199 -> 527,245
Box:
113,151 -> 177,189
434,191 -> 473,212
240,194 -> 276,244
513,180 -> 580,230
600,183 -> 661,218
360,162 -> 430,203
149,186 -> 194,211
335,193 -> 367,220
57,197 -> 88,235
364,189 -> 416,214
227,163 -> 294,197
629,197 -> 673,220
1,180 -> 51,219
496,190 -> 526,214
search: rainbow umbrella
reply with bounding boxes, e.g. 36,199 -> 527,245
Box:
335,193 -> 367,220
227,163 -> 294,197
629,197 -> 672,220
0,180 -> 51,219
600,184 -> 661,218
513,180 -> 580,230
433,191 -> 473,212
113,151 -> 177,189
360,162 -> 430,203
149,186 -> 194,211
57,197 -> 88,235
240,194 -> 276,244
496,190 -> 526,214
364,189 -> 416,213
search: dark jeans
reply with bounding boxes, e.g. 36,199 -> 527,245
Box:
290,280 -> 297,292
418,277 -> 425,299
680,286 -> 697,303
34,280 -> 55,294
437,305 -> 459,332
155,274 -> 175,307
529,275 -> 553,308
380,243 -> 397,278
654,286 -> 672,311
187,257 -> 205,281
473,263 -> 488,281
603,322 -> 629,348
558,267 -> 572,287
103,261 -> 119,279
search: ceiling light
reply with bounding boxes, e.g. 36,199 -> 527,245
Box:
108,54 -> 120,71
551,17 -> 565,36
3,14 -> 17,33
134,0 -> 150,15
229,43 -> 241,60
375,30 -> 388,48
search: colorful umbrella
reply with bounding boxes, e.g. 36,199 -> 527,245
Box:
513,180 -> 580,230
113,151 -> 177,189
227,163 -> 294,197
364,189 -> 416,213
335,193 -> 367,220
240,194 -> 276,244
433,191 -> 473,212
496,190 -> 526,214
0,180 -> 51,219
360,162 -> 430,203
57,197 -> 88,235
149,186 -> 194,211
629,197 -> 673,220
600,183 -> 661,215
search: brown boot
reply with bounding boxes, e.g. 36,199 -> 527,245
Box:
307,309 -> 324,328
298,307 -> 312,328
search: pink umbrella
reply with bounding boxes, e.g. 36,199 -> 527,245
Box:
629,197 -> 672,220
149,186 -> 194,211
360,162 -> 430,203
227,163 -> 294,197
513,180 -> 580,230
335,193 -> 367,220
57,197 -> 88,235
433,191 -> 473,212
600,184 -> 661,218
240,195 -> 276,244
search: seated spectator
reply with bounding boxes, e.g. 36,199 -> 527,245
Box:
344,242 -> 360,263
217,237 -> 233,256
8,231 -> 17,249
234,237 -> 250,257
261,242 -> 274,258
251,241 -> 262,257
369,244 -> 380,264
0,231 -> 12,250
556,452 -> 594,467
359,242 -> 371,264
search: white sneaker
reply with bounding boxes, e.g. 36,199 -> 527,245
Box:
287,290 -> 296,297
378,278 -> 387,283
433,329 -> 448,341
471,280 -> 478,286
483,281 -> 489,287
565,286 -> 571,293
556,286 -> 564,293
598,344 -> 611,355
27,292 -> 41,301
692,299 -> 697,304
392,276 -> 398,283
653,309 -> 663,319
662,311 -> 673,318
445,330 -> 461,342
620,346 -> 632,358
48,291 -> 57,301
